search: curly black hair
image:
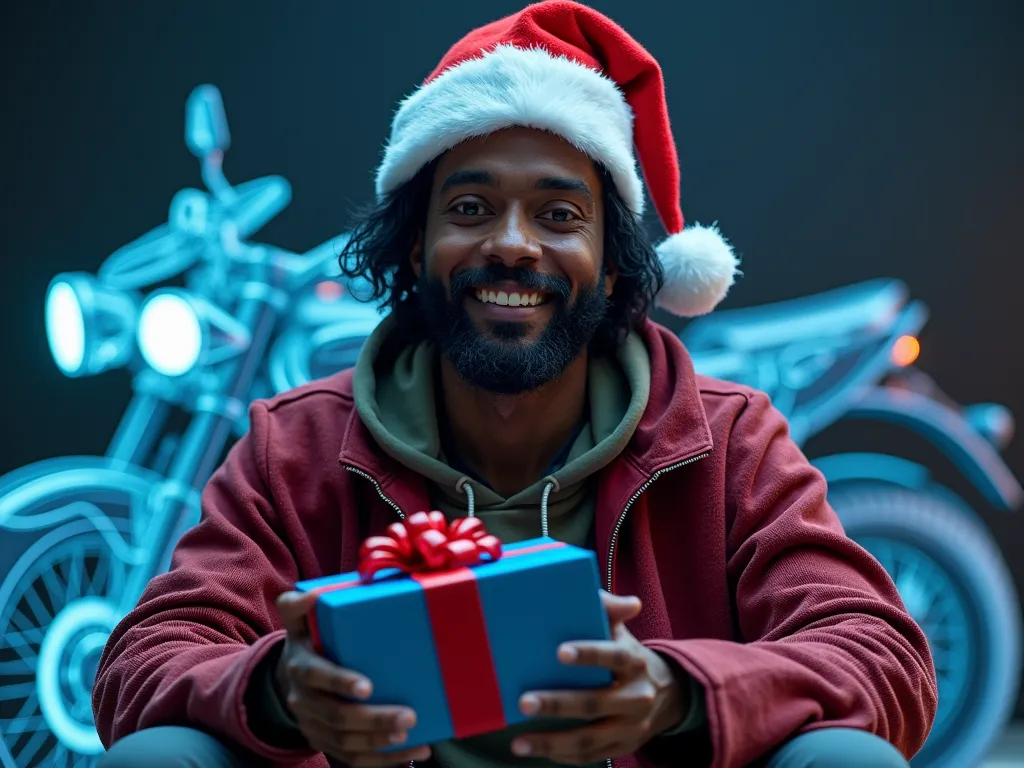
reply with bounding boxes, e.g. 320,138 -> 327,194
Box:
338,160 -> 663,354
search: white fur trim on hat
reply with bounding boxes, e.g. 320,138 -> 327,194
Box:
655,224 -> 740,317
375,44 -> 644,216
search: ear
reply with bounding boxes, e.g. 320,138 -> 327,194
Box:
409,231 -> 425,279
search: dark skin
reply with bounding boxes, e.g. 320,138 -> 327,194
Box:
411,127 -> 612,496
274,129 -> 688,766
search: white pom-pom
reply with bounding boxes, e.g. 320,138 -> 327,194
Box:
654,223 -> 740,317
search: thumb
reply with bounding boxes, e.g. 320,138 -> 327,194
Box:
601,591 -> 642,626
276,590 -> 319,637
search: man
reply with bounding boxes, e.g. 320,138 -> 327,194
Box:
93,2 -> 937,767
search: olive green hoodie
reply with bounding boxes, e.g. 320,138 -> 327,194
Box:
353,316 -> 653,767
352,315 -> 653,551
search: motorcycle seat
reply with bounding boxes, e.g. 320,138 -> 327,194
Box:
681,278 -> 908,352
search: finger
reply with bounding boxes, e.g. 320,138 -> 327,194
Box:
519,685 -> 654,721
290,691 -> 417,734
600,591 -> 642,626
512,719 -> 635,764
556,640 -> 647,676
299,721 -> 410,752
301,724 -> 431,766
334,745 -> 433,767
285,647 -> 374,699
276,590 -> 320,637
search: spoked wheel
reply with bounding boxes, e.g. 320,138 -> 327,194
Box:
829,484 -> 1022,768
0,522 -> 128,768
0,458 -> 158,768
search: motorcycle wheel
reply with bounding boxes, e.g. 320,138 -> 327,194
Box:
0,458 -> 159,768
828,483 -> 1022,768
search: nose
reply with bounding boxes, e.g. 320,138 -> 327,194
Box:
482,205 -> 542,267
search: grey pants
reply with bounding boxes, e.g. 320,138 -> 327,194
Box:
97,725 -> 911,767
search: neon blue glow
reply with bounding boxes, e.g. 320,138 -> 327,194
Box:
0,83 -> 1020,768
37,598 -> 121,755
44,273 -> 138,379
137,292 -> 203,377
46,281 -> 86,375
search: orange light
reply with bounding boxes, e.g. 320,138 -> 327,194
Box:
892,335 -> 920,367
315,281 -> 344,301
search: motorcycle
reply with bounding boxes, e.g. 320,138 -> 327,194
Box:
682,282 -> 1023,768
0,85 -> 383,768
0,84 -> 1019,768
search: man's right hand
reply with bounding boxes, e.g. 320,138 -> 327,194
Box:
274,591 -> 432,767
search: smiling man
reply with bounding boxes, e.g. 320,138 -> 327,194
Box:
94,2 -> 936,768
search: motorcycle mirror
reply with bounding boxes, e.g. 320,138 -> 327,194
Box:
185,84 -> 231,158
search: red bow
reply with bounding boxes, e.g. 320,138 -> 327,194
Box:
357,511 -> 503,583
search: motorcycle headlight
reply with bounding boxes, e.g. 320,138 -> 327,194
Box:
137,289 -> 250,377
45,273 -> 136,378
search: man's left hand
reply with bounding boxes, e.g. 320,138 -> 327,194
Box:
511,592 -> 689,765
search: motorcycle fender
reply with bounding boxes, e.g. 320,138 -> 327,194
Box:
841,388 -> 1024,511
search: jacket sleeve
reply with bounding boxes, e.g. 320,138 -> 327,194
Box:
92,401 -> 319,764
642,391 -> 938,768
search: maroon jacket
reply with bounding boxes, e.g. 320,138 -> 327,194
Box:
93,321 -> 937,768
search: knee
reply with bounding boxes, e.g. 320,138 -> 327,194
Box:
98,726 -> 248,768
768,728 -> 910,768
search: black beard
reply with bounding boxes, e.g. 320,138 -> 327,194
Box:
419,262 -> 608,395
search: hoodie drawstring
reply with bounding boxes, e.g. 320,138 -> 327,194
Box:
457,475 -> 559,538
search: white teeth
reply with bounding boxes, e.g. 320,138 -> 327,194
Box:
475,289 -> 543,307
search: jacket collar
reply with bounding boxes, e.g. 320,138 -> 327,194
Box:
338,318 -> 714,486
625,319 -> 714,469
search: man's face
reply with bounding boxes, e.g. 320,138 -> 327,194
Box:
411,128 -> 615,394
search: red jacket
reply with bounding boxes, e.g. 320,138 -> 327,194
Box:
93,321 -> 937,768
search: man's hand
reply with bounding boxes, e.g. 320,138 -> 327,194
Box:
274,591 -> 432,767
511,592 -> 689,766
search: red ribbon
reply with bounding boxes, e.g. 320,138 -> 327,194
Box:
357,511 -> 503,583
307,530 -> 567,740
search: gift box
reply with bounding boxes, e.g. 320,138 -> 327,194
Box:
295,512 -> 612,749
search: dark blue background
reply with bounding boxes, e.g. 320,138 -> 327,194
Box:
2,0 -> 1021,715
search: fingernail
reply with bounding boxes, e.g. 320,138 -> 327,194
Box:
397,711 -> 417,729
519,694 -> 540,716
558,644 -> 578,662
353,680 -> 372,699
390,731 -> 407,745
512,740 -> 532,756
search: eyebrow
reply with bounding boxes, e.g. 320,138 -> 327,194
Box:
439,170 -> 498,194
439,170 -> 595,206
534,176 -> 595,206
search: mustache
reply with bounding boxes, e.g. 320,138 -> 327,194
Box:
448,264 -> 572,303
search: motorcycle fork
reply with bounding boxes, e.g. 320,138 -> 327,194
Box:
120,286 -> 285,611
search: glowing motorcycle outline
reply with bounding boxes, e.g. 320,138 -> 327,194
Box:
0,85 -> 383,768
681,281 -> 1023,768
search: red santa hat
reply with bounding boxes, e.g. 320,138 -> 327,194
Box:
375,0 -> 739,317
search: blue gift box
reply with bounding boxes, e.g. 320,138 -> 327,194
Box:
295,536 -> 612,748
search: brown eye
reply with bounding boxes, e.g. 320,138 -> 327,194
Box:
541,208 -> 579,223
454,202 -> 487,216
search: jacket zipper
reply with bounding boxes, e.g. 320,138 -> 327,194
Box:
347,454 -> 710,768
600,451 -> 709,768
344,465 -> 406,520
344,465 -> 418,768
604,451 -> 710,593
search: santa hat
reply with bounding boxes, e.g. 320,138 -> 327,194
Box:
375,0 -> 739,317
